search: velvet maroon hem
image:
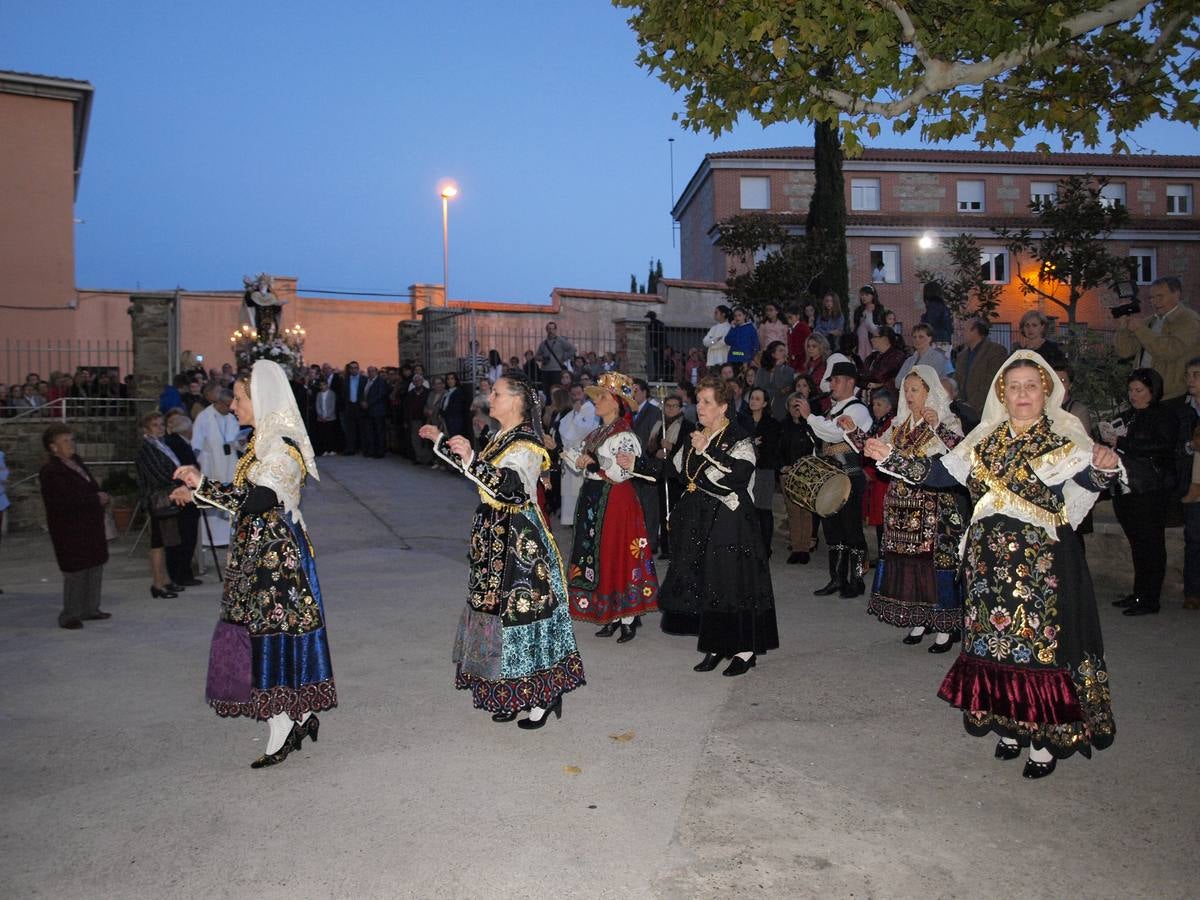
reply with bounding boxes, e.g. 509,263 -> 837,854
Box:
938,654 -> 1083,725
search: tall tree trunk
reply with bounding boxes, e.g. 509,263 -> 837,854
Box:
806,119 -> 849,316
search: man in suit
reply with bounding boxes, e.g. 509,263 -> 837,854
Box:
952,318 -> 1008,411
1115,276 -> 1200,402
630,378 -> 662,554
362,366 -> 390,458
339,361 -> 366,455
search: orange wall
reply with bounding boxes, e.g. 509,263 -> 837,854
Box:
0,92 -> 77,325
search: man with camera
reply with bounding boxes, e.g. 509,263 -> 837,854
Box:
1114,276 -> 1200,402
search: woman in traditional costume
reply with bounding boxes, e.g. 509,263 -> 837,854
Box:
173,360 -> 336,769
848,365 -> 968,651
622,376 -> 777,676
865,351 -> 1121,778
419,371 -> 585,729
562,372 -> 659,643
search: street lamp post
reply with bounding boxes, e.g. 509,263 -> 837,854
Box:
439,182 -> 458,307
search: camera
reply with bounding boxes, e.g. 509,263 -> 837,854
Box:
1110,293 -> 1140,319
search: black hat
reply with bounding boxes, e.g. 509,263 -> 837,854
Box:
644,310 -> 658,319
829,361 -> 858,380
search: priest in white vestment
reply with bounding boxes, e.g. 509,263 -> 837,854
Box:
191,385 -> 241,546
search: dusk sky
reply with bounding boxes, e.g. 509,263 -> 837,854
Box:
4,2 -> 1195,304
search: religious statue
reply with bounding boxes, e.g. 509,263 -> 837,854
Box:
242,273 -> 287,342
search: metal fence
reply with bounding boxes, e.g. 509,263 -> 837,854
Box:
445,319 -> 620,370
1,338 -> 133,387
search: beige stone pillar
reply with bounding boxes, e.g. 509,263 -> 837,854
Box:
398,320 -> 423,368
614,318 -> 648,380
127,293 -> 176,399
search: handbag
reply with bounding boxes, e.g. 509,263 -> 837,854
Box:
149,487 -> 180,519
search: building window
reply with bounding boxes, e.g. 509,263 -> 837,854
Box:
869,245 -> 900,284
752,243 -> 781,265
980,247 -> 1009,284
740,176 -> 771,210
1099,183 -> 1126,208
1030,181 -> 1057,208
851,178 -> 881,211
1167,184 -> 1192,215
1129,248 -> 1156,284
957,180 -> 985,212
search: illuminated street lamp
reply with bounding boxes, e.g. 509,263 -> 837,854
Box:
439,181 -> 458,307
918,231 -> 937,251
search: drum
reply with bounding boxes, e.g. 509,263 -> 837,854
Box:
783,456 -> 851,516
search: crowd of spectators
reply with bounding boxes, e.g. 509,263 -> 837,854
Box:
1,368 -> 135,417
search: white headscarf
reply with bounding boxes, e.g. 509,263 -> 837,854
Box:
941,349 -> 1117,536
250,359 -> 319,482
892,364 -> 961,457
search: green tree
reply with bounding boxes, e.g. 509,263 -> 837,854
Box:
715,214 -> 827,315
807,120 -> 849,308
916,234 -> 1003,321
994,175 -> 1134,324
614,1 -> 1198,153
630,273 -> 639,293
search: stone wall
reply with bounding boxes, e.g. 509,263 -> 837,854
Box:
128,293 -> 176,398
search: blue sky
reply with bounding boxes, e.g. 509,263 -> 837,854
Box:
4,1 -> 1195,303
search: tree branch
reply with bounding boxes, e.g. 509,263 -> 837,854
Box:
814,0 -> 1155,118
876,1 -> 931,65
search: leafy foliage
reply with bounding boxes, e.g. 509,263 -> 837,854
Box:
1059,327 -> 1131,418
806,120 -> 849,305
715,214 -> 829,315
916,234 -> 1003,321
994,175 -> 1133,323
614,1 -> 1199,153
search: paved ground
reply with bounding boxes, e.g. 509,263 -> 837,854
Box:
1,454 -> 1197,899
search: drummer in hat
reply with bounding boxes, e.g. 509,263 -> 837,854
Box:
561,372 -> 660,642
795,359 -> 873,597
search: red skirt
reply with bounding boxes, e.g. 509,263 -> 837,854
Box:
568,479 -> 659,623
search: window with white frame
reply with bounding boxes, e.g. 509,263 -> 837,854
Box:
740,176 -> 771,210
1129,248 -> 1157,284
1166,184 -> 1192,215
1099,183 -> 1126,208
980,247 -> 1009,284
869,244 -> 900,283
851,178 -> 881,211
957,180 -> 985,212
1030,181 -> 1057,208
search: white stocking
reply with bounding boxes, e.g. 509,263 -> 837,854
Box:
300,711 -> 312,725
735,651 -> 753,661
526,705 -> 546,723
908,626 -> 926,638
1029,744 -> 1053,764
932,631 -> 950,645
999,736 -> 1018,748
620,616 -> 634,625
264,712 -> 293,755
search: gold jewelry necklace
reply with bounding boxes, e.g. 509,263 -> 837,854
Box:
233,435 -> 257,488
683,418 -> 729,492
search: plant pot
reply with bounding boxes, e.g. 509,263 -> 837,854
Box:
111,505 -> 134,532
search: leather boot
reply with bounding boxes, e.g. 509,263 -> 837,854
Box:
840,549 -> 866,598
814,545 -> 843,595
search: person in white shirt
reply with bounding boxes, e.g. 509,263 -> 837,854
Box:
702,305 -> 732,369
191,385 -> 241,546
796,361 -> 874,598
557,384 -> 599,525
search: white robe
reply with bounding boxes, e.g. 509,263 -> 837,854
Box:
557,402 -> 598,524
191,405 -> 240,546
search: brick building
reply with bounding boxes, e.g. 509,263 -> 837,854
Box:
672,147 -> 1200,333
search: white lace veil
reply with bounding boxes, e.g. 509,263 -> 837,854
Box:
893,364 -> 960,457
250,360 -> 319,482
941,349 -> 1112,533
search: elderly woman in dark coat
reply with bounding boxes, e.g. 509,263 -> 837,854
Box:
38,424 -> 112,629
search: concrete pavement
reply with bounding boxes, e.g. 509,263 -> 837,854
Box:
0,454 -> 1196,899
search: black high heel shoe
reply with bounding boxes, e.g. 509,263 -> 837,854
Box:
250,734 -> 296,769
517,695 -> 562,730
693,653 -> 723,672
928,629 -> 961,654
616,620 -> 639,643
1022,757 -> 1057,779
994,739 -> 1022,761
901,630 -> 925,645
150,586 -> 178,599
492,710 -> 517,722
165,582 -> 185,592
722,655 -> 756,677
595,622 -> 619,637
301,714 -> 320,744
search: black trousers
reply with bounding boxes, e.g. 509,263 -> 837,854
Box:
341,406 -> 365,454
820,470 -> 867,551
166,504 -> 199,583
365,414 -> 388,457
1113,489 -> 1168,603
